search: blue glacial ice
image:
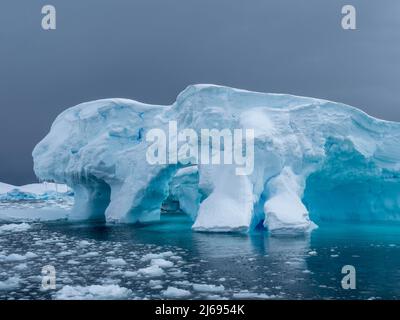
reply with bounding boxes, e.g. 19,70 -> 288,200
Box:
32,84 -> 400,234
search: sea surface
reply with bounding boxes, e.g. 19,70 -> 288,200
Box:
0,203 -> 400,300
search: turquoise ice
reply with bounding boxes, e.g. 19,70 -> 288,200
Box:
32,85 -> 400,235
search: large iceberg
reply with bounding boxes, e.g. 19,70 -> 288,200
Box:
32,85 -> 400,234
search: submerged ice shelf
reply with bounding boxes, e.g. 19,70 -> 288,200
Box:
32,84 -> 400,234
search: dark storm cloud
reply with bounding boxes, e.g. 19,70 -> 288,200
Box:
0,0 -> 399,184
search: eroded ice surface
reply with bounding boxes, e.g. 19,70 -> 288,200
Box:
32,84 -> 400,234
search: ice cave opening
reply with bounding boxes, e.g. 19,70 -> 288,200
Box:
71,175 -> 111,222
303,139 -> 400,224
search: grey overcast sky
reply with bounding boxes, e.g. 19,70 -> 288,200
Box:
0,0 -> 399,185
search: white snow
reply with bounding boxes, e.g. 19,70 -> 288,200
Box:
19,183 -> 68,194
192,164 -> 254,232
263,167 -> 317,234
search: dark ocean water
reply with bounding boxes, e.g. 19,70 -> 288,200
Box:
1,212 -> 400,300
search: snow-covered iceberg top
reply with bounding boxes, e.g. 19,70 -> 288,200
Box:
32,84 -> 400,234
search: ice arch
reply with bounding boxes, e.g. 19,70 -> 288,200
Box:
32,84 -> 400,235
70,175 -> 111,221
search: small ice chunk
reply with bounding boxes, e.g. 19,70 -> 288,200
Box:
123,271 -> 138,277
137,265 -> 165,277
0,252 -> 37,262
192,283 -> 225,293
79,252 -> 99,258
141,251 -> 174,262
107,258 -> 127,266
162,286 -> 191,298
77,240 -> 91,247
150,258 -> 174,268
0,277 -> 20,291
55,284 -> 132,300
14,263 -> 28,271
232,290 -> 276,299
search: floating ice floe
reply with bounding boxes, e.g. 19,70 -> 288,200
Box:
150,258 -> 174,268
192,283 -> 225,293
162,286 -> 191,298
0,252 -> 37,262
137,265 -> 165,277
0,276 -> 20,291
55,284 -> 132,300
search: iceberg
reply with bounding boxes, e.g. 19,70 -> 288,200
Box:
0,182 -> 73,222
0,182 -> 71,201
32,84 -> 400,234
